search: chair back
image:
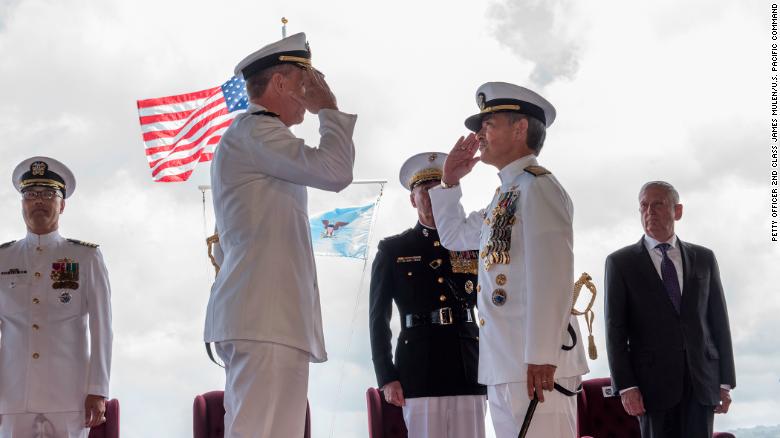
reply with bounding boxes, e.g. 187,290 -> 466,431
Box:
88,398 -> 120,438
577,377 -> 640,438
193,390 -> 310,438
365,387 -> 407,438
577,377 -> 737,438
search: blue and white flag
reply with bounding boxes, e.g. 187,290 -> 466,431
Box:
310,203 -> 376,259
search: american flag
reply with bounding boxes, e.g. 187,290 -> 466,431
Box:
136,76 -> 248,182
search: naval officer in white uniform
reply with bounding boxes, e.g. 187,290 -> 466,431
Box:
0,157 -> 112,438
205,32 -> 356,438
428,83 -> 589,438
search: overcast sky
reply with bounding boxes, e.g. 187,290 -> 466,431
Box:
0,0 -> 775,437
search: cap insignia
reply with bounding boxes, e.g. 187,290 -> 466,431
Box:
477,92 -> 486,110
31,161 -> 47,176
428,153 -> 437,162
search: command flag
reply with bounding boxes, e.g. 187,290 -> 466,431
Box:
309,204 -> 376,259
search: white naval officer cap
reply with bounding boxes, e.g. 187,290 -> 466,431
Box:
464,82 -> 557,132
12,156 -> 76,199
399,152 -> 448,190
234,32 -> 312,80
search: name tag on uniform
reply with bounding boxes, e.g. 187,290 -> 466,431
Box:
396,256 -> 421,263
1,268 -> 27,276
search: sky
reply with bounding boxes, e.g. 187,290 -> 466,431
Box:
0,0 -> 776,437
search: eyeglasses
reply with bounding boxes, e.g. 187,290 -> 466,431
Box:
22,190 -> 61,200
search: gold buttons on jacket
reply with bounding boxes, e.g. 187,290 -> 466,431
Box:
433,241 -> 441,247
32,353 -> 40,359
437,277 -> 444,284
477,284 -> 482,293
439,294 -> 447,302
34,272 -> 41,278
496,274 -> 507,286
32,324 -> 40,330
32,298 -> 40,304
404,340 -> 408,344
479,318 -> 485,326
407,272 -> 413,276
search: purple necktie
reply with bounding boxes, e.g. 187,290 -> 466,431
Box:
656,243 -> 681,313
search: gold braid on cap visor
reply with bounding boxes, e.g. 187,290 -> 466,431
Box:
278,55 -> 312,68
480,104 -> 521,114
19,179 -> 65,190
408,168 -> 443,189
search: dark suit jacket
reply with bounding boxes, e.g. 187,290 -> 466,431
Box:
604,236 -> 736,411
369,223 -> 485,398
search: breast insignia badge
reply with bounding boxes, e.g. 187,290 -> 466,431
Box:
492,288 -> 507,306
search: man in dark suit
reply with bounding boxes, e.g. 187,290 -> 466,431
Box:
604,181 -> 736,438
369,152 -> 486,438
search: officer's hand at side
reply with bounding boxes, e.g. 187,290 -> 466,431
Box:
442,134 -> 480,186
620,388 -> 646,416
714,388 -> 732,414
84,394 -> 107,428
295,68 -> 338,114
526,363 -> 556,402
382,380 -> 406,407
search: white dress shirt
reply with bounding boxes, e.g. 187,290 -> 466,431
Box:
429,155 -> 589,385
0,230 -> 112,414
205,103 -> 357,363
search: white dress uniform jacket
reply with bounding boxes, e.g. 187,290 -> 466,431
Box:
0,231 -> 112,414
429,155 -> 588,385
205,103 -> 357,362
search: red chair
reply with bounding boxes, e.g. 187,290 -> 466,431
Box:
192,390 -> 311,438
365,387 -> 407,438
577,377 -> 735,438
88,398 -> 120,438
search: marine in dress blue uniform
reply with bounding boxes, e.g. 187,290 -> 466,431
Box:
369,153 -> 486,438
0,157 -> 112,438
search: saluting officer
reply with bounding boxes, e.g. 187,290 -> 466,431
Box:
0,157 -> 112,438
429,83 -> 589,438
205,32 -> 356,437
369,152 -> 486,438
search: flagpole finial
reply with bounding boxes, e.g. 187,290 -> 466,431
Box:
281,17 -> 288,38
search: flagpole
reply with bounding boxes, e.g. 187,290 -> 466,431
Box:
328,182 -> 385,438
281,17 -> 288,38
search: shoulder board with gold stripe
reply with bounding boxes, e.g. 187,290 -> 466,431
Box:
66,238 -> 99,248
251,110 -> 280,118
524,165 -> 551,177
0,240 -> 16,249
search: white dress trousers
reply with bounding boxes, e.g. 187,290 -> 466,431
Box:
215,340 -> 309,438
402,395 -> 487,438
488,377 -> 580,438
0,412 -> 86,438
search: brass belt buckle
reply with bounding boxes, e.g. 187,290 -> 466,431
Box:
439,307 -> 453,325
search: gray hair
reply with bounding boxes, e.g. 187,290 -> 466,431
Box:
507,113 -> 547,156
245,64 -> 299,100
639,181 -> 680,204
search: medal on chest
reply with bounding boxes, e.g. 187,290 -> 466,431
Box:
481,189 -> 519,270
51,258 -> 79,290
